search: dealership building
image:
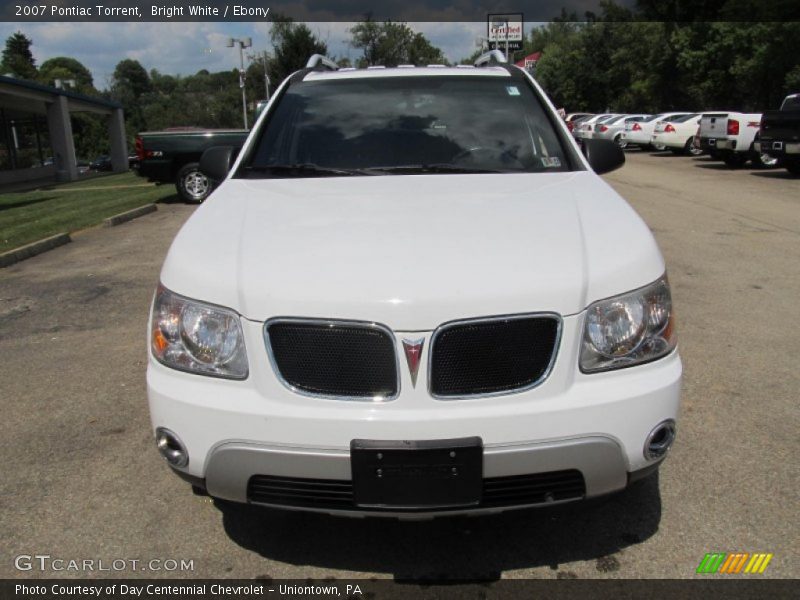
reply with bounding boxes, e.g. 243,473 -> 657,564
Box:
0,74 -> 127,185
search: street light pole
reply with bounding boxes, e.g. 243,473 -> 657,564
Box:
504,19 -> 509,62
228,37 -> 252,129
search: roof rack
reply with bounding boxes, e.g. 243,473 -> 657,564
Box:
306,54 -> 339,71
474,50 -> 507,68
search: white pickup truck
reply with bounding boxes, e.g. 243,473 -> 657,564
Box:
697,112 -> 775,168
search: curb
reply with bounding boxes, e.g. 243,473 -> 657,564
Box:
103,203 -> 158,227
0,233 -> 72,269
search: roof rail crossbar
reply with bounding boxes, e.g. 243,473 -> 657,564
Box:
474,50 -> 507,68
306,54 -> 339,71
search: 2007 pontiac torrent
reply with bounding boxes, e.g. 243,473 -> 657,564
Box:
147,52 -> 681,517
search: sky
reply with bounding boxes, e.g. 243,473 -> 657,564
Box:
0,21 -> 543,89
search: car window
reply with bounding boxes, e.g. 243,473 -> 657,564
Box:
664,114 -> 689,122
672,114 -> 698,123
781,95 -> 800,110
244,76 -> 572,176
606,115 -> 627,124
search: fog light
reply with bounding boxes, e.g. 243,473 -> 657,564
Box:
644,420 -> 676,461
155,427 -> 189,468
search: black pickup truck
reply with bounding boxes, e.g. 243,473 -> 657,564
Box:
135,128 -> 248,202
757,93 -> 800,176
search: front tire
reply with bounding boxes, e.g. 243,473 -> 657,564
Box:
176,162 -> 212,204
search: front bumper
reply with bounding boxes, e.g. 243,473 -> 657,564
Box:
148,315 -> 682,516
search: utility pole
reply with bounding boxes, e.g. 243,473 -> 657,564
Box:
504,19 -> 510,62
228,37 -> 252,129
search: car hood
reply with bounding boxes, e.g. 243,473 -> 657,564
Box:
160,173 -> 664,330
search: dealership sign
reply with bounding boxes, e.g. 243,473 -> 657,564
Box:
488,13 -> 524,52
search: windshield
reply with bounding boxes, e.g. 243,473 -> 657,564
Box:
242,76 -> 572,177
672,113 -> 698,123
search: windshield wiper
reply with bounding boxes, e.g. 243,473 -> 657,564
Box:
243,163 -> 373,177
366,164 -> 505,174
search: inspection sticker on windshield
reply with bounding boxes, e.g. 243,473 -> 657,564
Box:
506,86 -> 521,96
541,156 -> 562,168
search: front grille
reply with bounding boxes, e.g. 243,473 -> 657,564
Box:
265,320 -> 398,399
429,315 -> 560,397
247,469 -> 585,511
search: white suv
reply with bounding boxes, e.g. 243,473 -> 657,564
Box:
147,52 -> 682,518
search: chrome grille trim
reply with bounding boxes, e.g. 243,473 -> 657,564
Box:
427,312 -> 562,400
263,317 -> 401,402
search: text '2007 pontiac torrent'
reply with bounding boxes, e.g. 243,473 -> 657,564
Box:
147,52 -> 681,517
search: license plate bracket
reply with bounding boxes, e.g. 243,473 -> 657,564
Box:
351,437 -> 483,509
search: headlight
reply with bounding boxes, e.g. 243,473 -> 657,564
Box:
150,285 -> 248,379
580,275 -> 676,373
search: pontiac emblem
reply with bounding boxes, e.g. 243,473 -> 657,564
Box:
402,338 -> 425,387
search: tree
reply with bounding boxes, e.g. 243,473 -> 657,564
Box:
110,59 -> 152,137
111,59 -> 152,98
1,32 -> 37,80
38,57 -> 94,92
269,16 -> 328,86
349,19 -> 446,67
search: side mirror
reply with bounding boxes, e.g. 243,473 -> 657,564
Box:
199,146 -> 238,182
582,139 -> 625,174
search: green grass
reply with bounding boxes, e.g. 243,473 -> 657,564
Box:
0,172 -> 178,252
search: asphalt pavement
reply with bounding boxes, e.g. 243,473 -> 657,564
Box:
1,152 -> 797,580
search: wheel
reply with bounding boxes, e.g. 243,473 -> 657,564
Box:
176,162 -> 212,203
686,138 -> 703,156
652,142 -> 666,151
749,143 -> 778,168
614,134 -> 628,149
722,153 -> 747,168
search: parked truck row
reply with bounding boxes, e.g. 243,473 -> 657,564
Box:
567,93 -> 800,175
